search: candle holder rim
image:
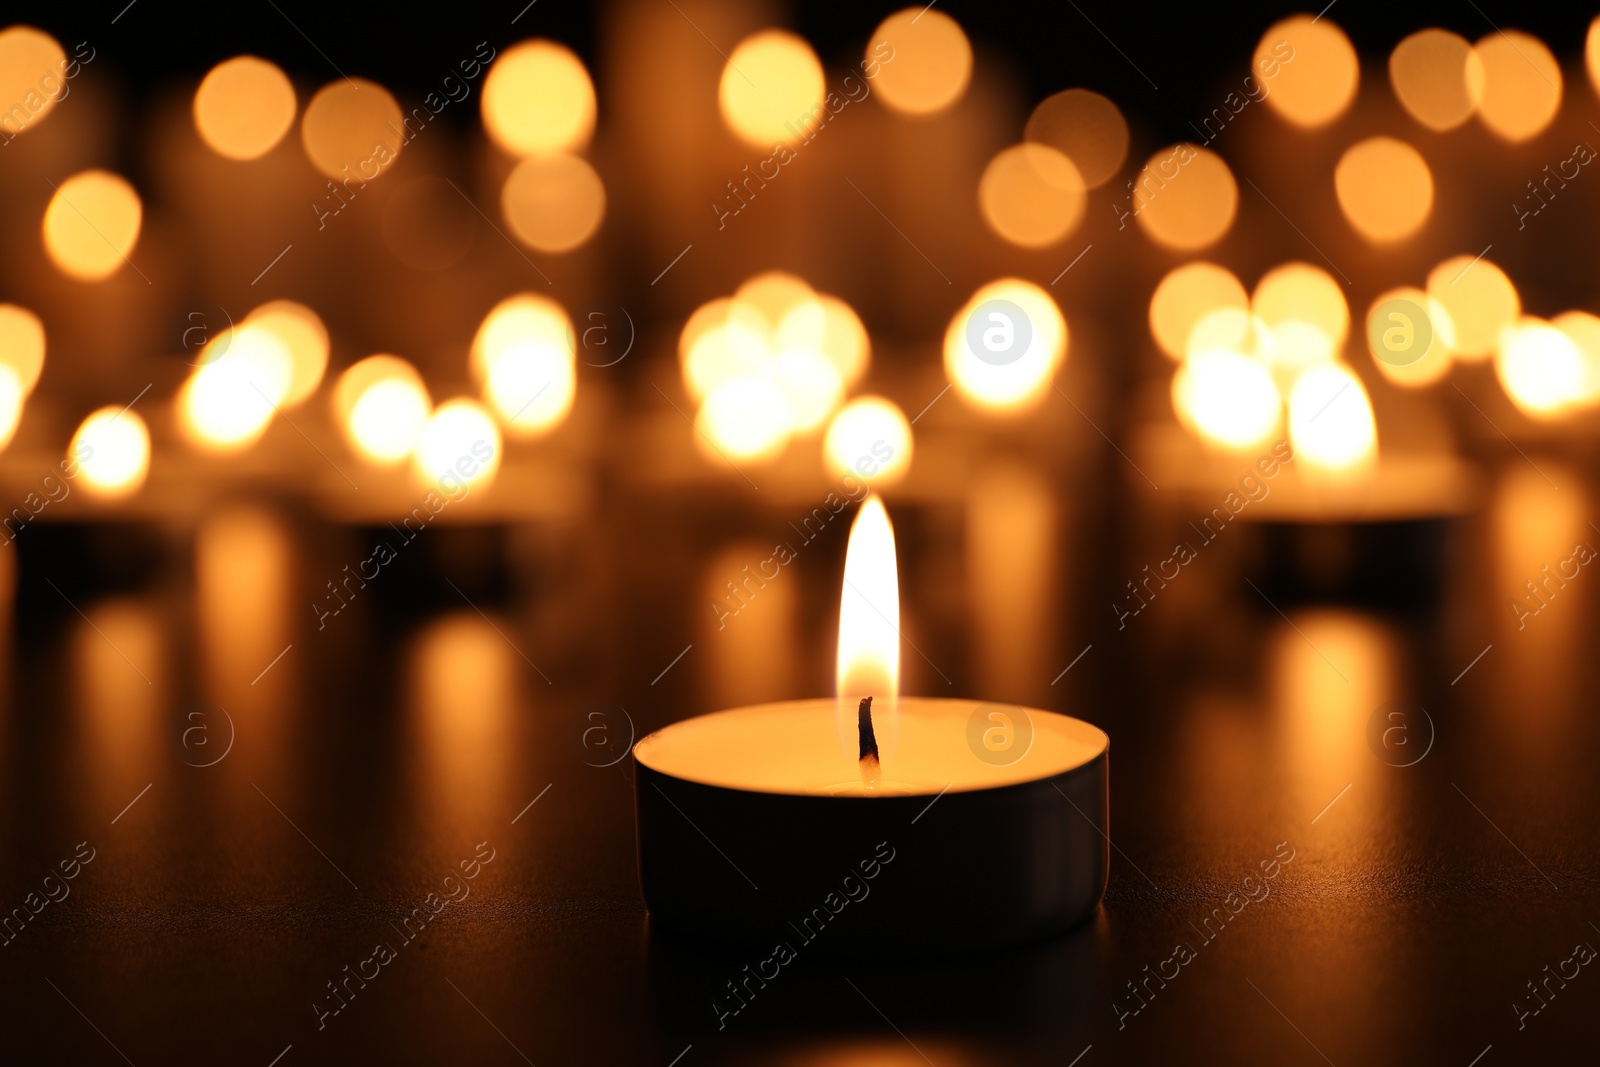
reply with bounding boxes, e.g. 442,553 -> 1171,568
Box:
633,696 -> 1108,798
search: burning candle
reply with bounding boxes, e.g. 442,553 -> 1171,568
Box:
633,496 -> 1109,952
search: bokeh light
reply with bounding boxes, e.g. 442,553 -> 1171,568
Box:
695,374 -> 793,462
1334,136 -> 1434,243
734,272 -> 815,330
485,339 -> 577,437
1187,307 -> 1259,359
1367,287 -> 1455,388
719,30 -> 824,148
0,27 -> 66,137
180,325 -> 294,452
1474,31 -> 1561,142
679,277 -> 863,441
42,170 -> 142,282
773,347 -> 843,432
1252,263 -> 1349,350
768,294 -> 871,389
481,40 -> 596,156
1131,144 -> 1237,251
1256,16 -> 1359,128
472,294 -> 573,379
414,399 -> 502,489
809,296 -> 870,387
501,152 -> 605,252
679,298 -> 733,362
1553,311 -> 1600,408
1177,351 -> 1281,451
71,407 -> 150,498
824,397 -> 912,484
193,56 -> 297,160
473,295 -> 577,436
1262,319 -> 1337,395
0,366 -> 20,453
1025,89 -> 1129,189
868,9 -> 971,116
244,300 -> 328,407
681,300 -> 756,403
684,315 -> 769,406
1389,29 -> 1484,131
0,304 -> 45,395
334,355 -> 432,465
1589,18 -> 1600,100
944,279 -> 1067,412
1149,262 -> 1248,361
1426,255 -> 1519,361
1288,364 -> 1377,474
300,78 -> 403,181
1496,318 -> 1585,419
978,144 -> 1086,248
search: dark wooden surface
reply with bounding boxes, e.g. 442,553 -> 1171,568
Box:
1,450 -> 1595,1067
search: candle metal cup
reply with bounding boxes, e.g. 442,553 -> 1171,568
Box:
1215,457 -> 1480,609
1134,434 -> 1482,611
634,698 -> 1109,956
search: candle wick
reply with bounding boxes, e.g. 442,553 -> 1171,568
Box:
857,696 -> 881,790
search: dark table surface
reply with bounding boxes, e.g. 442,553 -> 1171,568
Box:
2,447 -> 1596,1067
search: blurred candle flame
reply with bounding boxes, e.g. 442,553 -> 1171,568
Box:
1496,318 -> 1586,419
473,294 -> 576,436
180,325 -> 294,452
72,406 -> 150,497
1288,363 -> 1377,474
333,355 -> 432,465
1175,349 -> 1281,451
944,279 -> 1066,412
0,304 -> 45,396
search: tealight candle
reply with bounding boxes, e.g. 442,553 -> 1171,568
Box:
634,496 -> 1109,953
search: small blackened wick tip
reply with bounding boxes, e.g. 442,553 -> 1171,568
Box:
857,696 -> 880,763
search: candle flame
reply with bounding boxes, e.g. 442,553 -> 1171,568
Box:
836,494 -> 899,769
1496,318 -> 1587,419
1288,363 -> 1377,474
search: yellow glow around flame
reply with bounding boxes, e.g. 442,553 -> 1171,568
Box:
837,495 -> 900,769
